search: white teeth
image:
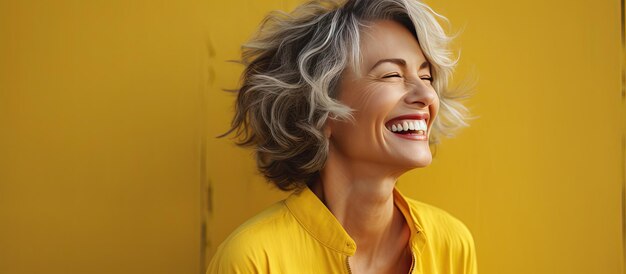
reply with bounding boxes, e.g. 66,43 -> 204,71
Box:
419,120 -> 427,130
388,119 -> 428,133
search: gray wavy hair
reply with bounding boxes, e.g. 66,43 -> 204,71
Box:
225,0 -> 471,191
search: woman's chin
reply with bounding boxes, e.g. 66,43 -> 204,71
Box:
408,155 -> 432,168
408,146 -> 433,166
388,150 -> 433,170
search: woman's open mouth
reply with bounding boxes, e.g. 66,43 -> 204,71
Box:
386,119 -> 427,135
384,114 -> 430,140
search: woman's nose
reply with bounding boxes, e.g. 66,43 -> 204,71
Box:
404,79 -> 437,108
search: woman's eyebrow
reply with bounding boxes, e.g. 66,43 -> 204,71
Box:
369,58 -> 430,71
369,58 -> 406,71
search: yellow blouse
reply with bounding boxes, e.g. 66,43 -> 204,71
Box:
207,186 -> 477,274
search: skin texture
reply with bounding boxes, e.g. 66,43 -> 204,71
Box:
310,19 -> 439,274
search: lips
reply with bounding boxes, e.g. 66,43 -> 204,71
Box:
384,113 -> 430,140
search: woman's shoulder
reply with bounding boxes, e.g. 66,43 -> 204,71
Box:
207,200 -> 294,273
403,196 -> 476,247
227,200 -> 293,239
404,197 -> 472,230
402,197 -> 478,273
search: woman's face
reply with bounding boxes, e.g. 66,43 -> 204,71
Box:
327,19 -> 439,173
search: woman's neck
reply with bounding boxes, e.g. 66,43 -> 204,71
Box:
310,151 -> 409,261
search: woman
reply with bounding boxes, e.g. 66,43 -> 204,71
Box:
208,0 -> 476,273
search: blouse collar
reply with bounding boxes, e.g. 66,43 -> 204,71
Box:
284,185 -> 427,256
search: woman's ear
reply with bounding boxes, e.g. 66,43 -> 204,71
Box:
323,122 -> 332,139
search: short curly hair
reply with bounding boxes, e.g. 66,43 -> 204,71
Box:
225,0 -> 471,191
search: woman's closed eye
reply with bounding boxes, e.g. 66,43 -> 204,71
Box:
420,75 -> 433,82
382,73 -> 402,79
382,73 -> 434,83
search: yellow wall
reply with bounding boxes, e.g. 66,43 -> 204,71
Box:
0,1 -> 208,273
1,0 -> 623,274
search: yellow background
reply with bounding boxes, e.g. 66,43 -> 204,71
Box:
0,0 -> 623,274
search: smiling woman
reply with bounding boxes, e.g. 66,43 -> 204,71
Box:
208,0 -> 475,273
330,20 -> 439,171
